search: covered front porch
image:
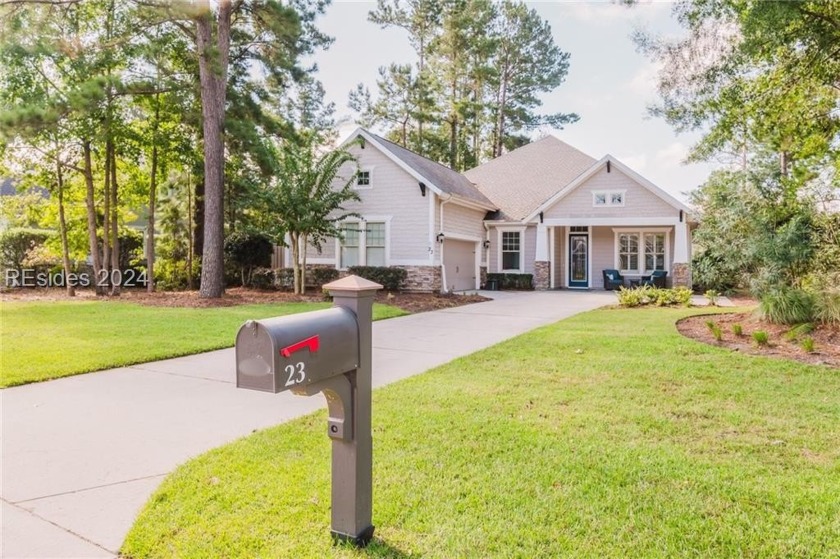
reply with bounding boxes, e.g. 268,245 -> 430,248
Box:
532,218 -> 692,290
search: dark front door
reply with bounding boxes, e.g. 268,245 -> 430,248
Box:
569,233 -> 588,288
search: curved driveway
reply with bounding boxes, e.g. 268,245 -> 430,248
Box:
1,290 -> 614,558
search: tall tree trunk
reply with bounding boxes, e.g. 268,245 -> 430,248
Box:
102,139 -> 112,281
300,233 -> 307,295
110,147 -> 120,295
494,67 -> 509,158
147,141 -> 158,292
196,0 -> 232,298
82,141 -> 105,295
187,174 -> 194,290
56,160 -> 75,297
290,232 -> 301,295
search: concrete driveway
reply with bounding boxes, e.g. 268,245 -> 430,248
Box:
1,290 -> 614,558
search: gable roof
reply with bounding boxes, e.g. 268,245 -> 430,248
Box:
463,136 -> 597,221
523,155 -> 695,223
345,128 -> 496,210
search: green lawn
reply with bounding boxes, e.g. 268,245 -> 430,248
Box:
122,307 -> 840,559
0,300 -> 406,387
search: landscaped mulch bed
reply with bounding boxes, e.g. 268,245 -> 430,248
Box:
0,287 -> 490,314
678,311 -> 840,369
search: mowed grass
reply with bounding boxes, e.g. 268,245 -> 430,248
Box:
0,300 -> 406,387
122,307 -> 840,559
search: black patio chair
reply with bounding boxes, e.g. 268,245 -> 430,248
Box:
641,270 -> 668,288
602,269 -> 624,290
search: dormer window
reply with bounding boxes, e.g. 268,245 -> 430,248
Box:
593,190 -> 626,207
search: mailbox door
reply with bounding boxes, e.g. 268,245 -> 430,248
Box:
236,323 -> 278,392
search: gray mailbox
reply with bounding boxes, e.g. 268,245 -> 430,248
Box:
236,307 -> 359,393
234,275 -> 382,547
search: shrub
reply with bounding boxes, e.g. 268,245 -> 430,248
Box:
617,286 -> 692,308
784,323 -> 814,342
308,267 -> 339,288
274,268 -> 295,291
759,287 -> 815,325
250,267 -> 275,290
732,323 -> 743,337
347,266 -> 407,291
0,228 -> 54,275
155,258 -> 200,291
706,320 -> 723,341
705,289 -> 720,306
813,291 -> 840,326
485,273 -> 534,290
224,232 -> 272,287
801,337 -> 815,353
753,330 -> 769,346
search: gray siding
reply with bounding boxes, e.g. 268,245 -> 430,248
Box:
543,167 -> 678,220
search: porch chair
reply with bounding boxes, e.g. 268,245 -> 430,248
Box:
602,269 -> 624,291
641,270 -> 668,288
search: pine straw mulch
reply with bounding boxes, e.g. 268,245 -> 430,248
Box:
0,287 -> 490,314
677,310 -> 840,369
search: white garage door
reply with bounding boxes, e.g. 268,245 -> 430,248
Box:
443,239 -> 476,292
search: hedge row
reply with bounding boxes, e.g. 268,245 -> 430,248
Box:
485,273 -> 534,290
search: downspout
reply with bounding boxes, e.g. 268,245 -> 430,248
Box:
439,193 -> 452,293
483,221 -> 491,289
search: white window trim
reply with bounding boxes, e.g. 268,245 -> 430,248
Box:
336,216 -> 391,270
612,227 -> 670,275
497,226 -> 526,274
592,189 -> 626,207
354,165 -> 375,190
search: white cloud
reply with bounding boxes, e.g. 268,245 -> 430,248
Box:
616,153 -> 648,172
561,0 -> 670,25
654,142 -> 689,167
624,61 -> 662,97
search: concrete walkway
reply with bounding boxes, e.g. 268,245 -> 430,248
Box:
1,290 -> 614,558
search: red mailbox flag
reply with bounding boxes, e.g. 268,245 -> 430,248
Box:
280,335 -> 320,358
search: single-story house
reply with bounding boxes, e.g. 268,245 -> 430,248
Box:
280,127 -> 697,292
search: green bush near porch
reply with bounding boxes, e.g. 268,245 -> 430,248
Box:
485,272 -> 534,290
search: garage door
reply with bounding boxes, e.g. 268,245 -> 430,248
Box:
443,239 -> 476,292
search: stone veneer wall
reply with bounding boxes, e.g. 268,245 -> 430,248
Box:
672,262 -> 692,289
534,261 -> 550,290
394,265 -> 442,293
479,266 -> 487,289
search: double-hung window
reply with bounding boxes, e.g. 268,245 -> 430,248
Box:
644,233 -> 666,272
340,220 -> 386,268
365,222 -> 386,266
618,233 -> 639,272
340,223 -> 361,268
501,231 -> 521,271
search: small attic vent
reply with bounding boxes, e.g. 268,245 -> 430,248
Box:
607,160 -> 611,173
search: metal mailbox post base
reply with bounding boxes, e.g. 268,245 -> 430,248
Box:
323,276 -> 380,547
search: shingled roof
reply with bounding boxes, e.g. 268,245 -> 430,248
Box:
365,132 -> 496,208
464,136 -> 597,221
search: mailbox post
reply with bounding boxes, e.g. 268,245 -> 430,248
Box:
234,275 -> 382,547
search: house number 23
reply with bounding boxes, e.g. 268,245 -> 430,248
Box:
284,362 -> 306,387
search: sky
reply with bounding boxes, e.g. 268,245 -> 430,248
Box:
307,0 -> 719,203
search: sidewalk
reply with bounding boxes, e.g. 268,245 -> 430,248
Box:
1,290 -> 615,558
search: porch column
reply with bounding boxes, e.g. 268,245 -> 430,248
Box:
673,221 -> 691,288
534,224 -> 550,290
